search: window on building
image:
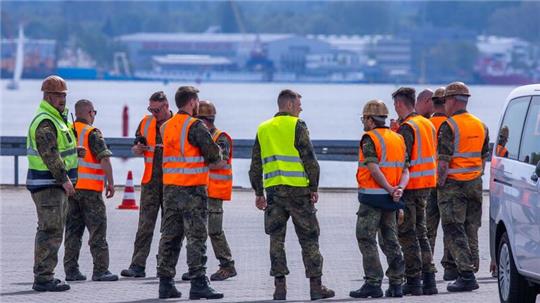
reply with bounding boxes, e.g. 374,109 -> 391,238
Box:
518,96 -> 540,165
497,96 -> 531,160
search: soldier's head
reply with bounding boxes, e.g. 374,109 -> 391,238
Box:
75,99 -> 96,125
432,87 -> 446,112
392,87 -> 415,119
41,75 -> 68,113
499,126 -> 509,146
362,99 -> 389,131
444,82 -> 470,115
175,86 -> 200,116
415,89 -> 434,118
277,89 -> 302,117
196,100 -> 217,129
148,91 -> 170,122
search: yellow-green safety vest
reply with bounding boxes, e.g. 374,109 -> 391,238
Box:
26,100 -> 78,192
257,115 -> 309,188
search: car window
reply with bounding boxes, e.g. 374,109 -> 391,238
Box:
518,96 -> 540,165
497,96 -> 531,160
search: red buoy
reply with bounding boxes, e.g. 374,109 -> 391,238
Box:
122,105 -> 129,137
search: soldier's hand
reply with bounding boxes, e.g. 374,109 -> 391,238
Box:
255,195 -> 267,210
105,183 -> 115,198
131,143 -> 148,156
77,146 -> 86,158
62,179 -> 75,196
397,209 -> 404,225
392,187 -> 403,202
310,192 -> 319,204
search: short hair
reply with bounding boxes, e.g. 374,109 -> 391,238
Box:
392,87 -> 416,108
75,99 -> 93,115
416,89 -> 433,105
432,97 -> 445,106
149,91 -> 167,102
277,89 -> 301,108
175,86 -> 199,108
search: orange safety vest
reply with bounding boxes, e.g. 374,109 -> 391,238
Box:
208,130 -> 233,200
74,121 -> 105,192
402,115 -> 437,189
446,112 -> 486,181
429,114 -> 447,135
357,128 -> 406,194
496,145 -> 508,157
139,115 -> 157,185
161,113 -> 209,186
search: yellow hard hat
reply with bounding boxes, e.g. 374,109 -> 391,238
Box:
41,75 -> 67,93
198,100 -> 217,117
363,99 -> 389,116
444,82 -> 470,97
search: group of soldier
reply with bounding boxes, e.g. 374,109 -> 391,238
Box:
26,74 -> 487,300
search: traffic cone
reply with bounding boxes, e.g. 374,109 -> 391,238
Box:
118,170 -> 139,210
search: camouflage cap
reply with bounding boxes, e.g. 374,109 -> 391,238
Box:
444,82 -> 470,97
432,87 -> 446,99
391,87 -> 416,100
363,99 -> 389,117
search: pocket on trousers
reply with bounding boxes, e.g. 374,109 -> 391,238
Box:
264,205 -> 280,235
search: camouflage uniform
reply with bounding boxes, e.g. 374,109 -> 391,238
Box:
397,113 -> 436,278
64,124 -> 113,274
249,112 -> 324,278
157,113 -> 222,279
31,119 -> 72,283
357,134 -> 405,286
207,130 -> 234,269
437,109 -> 489,273
128,116 -> 167,269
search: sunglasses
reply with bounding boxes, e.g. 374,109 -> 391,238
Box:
147,105 -> 164,114
89,110 -> 97,115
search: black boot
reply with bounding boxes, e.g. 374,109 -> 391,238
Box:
120,265 -> 146,278
159,277 -> 181,299
443,268 -> 458,281
385,283 -> 403,297
189,276 -> 224,300
32,279 -> 70,292
349,283 -> 383,298
65,269 -> 87,281
273,276 -> 286,300
402,276 -> 423,296
422,272 -> 438,295
181,272 -> 190,281
447,271 -> 479,292
92,270 -> 119,282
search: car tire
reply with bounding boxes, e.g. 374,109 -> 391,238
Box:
497,232 -> 538,303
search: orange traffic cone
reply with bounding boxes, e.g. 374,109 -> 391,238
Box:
118,170 -> 139,210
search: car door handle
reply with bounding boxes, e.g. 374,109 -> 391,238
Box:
494,178 -> 512,187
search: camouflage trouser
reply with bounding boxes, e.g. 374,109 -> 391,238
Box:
129,180 -> 163,269
426,188 -> 455,271
157,185 -> 208,279
208,198 -> 234,268
398,191 -> 436,278
64,190 -> 109,274
31,187 -> 68,283
264,193 -> 323,278
357,203 -> 404,286
438,178 -> 482,273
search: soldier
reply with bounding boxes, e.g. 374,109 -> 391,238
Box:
437,82 -> 489,292
415,89 -> 434,119
121,91 -> 173,278
63,99 -> 118,282
182,100 -> 237,281
349,100 -> 408,299
27,75 -> 78,292
392,87 -> 438,295
157,86 -> 225,300
496,126 -> 509,158
249,89 -> 335,301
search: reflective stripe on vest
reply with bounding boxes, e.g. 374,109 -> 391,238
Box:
26,100 -> 78,192
403,115 -> 437,189
140,115 -> 157,184
208,130 -> 233,201
257,116 -> 309,188
162,113 -> 208,186
74,121 -> 105,192
357,128 -> 406,195
446,113 -> 486,181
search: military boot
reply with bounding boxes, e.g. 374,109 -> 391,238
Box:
92,270 -> 119,282
189,276 -> 224,300
402,276 -> 423,295
349,283 -> 383,298
65,269 -> 87,281
273,276 -> 286,300
309,277 -> 335,300
422,272 -> 438,295
447,271 -> 479,292
210,266 -> 237,281
443,268 -> 458,281
159,277 -> 181,299
385,283 -> 403,297
181,272 -> 190,281
120,265 -> 145,278
32,279 -> 70,292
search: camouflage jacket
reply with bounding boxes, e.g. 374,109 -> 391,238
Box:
249,112 -> 319,197
210,128 -> 232,161
35,119 -> 71,184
